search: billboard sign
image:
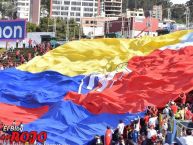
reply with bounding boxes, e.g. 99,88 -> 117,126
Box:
0,19 -> 26,41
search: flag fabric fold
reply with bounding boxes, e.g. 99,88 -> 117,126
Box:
0,68 -> 95,107
65,45 -> 193,114
23,101 -> 145,145
0,103 -> 48,124
0,30 -> 193,144
18,30 -> 191,76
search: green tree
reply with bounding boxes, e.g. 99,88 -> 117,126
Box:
39,17 -> 50,32
39,17 -> 80,40
41,0 -> 50,16
56,18 -> 66,39
25,16 -> 80,40
124,0 -> 171,11
69,19 -> 79,40
171,4 -> 186,23
0,0 -> 15,19
186,0 -> 193,22
27,22 -> 38,32
123,0 -> 172,18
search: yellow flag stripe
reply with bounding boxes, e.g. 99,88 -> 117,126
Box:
18,30 -> 191,76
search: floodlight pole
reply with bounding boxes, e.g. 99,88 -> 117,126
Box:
186,7 -> 190,30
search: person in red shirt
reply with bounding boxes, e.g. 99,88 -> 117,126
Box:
46,47 -> 50,53
0,120 -> 3,131
20,55 -> 25,64
27,52 -> 32,61
34,46 -> 37,52
8,61 -> 13,67
104,126 -> 112,145
40,47 -> 43,54
28,38 -> 32,48
15,50 -> 20,60
152,106 -> 158,116
170,102 -> 178,115
185,107 -> 192,120
144,113 -> 150,125
179,92 -> 186,104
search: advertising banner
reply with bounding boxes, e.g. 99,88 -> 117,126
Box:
0,19 -> 26,40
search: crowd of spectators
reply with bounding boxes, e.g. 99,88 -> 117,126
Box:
92,93 -> 193,145
0,42 -> 52,70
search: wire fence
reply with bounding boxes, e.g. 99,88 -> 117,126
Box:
176,120 -> 193,138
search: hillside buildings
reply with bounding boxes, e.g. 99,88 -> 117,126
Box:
152,5 -> 162,21
50,0 -> 98,22
50,0 -> 123,22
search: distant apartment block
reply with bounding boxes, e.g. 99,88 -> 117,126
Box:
81,16 -> 118,37
15,0 -> 41,25
104,16 -> 159,38
152,5 -> 162,21
99,0 -> 122,17
126,8 -> 145,18
104,17 -> 129,37
15,0 -> 30,21
50,0 -> 98,22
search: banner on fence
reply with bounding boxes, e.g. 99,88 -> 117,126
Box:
0,20 -> 26,40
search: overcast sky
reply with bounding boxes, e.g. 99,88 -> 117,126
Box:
170,0 -> 189,4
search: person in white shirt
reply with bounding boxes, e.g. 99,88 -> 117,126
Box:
163,104 -> 170,118
147,125 -> 157,144
19,122 -> 23,132
147,125 -> 157,139
179,129 -> 193,145
117,120 -> 125,136
148,115 -> 158,128
0,64 -> 4,70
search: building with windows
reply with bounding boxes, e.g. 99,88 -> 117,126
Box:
81,16 -> 118,37
104,17 -> 129,38
104,16 -> 159,38
129,17 -> 159,38
15,0 -> 41,25
50,0 -> 98,22
126,8 -> 145,19
15,0 -> 30,21
152,5 -> 162,21
104,0 -> 122,17
98,0 -> 122,17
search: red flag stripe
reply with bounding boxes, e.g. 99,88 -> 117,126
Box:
0,103 -> 48,125
65,46 -> 193,114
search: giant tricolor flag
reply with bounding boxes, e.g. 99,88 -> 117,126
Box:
1,30 -> 193,144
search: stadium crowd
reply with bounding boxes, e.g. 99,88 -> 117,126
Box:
0,96 -> 192,144
0,42 -> 52,70
92,93 -> 193,145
